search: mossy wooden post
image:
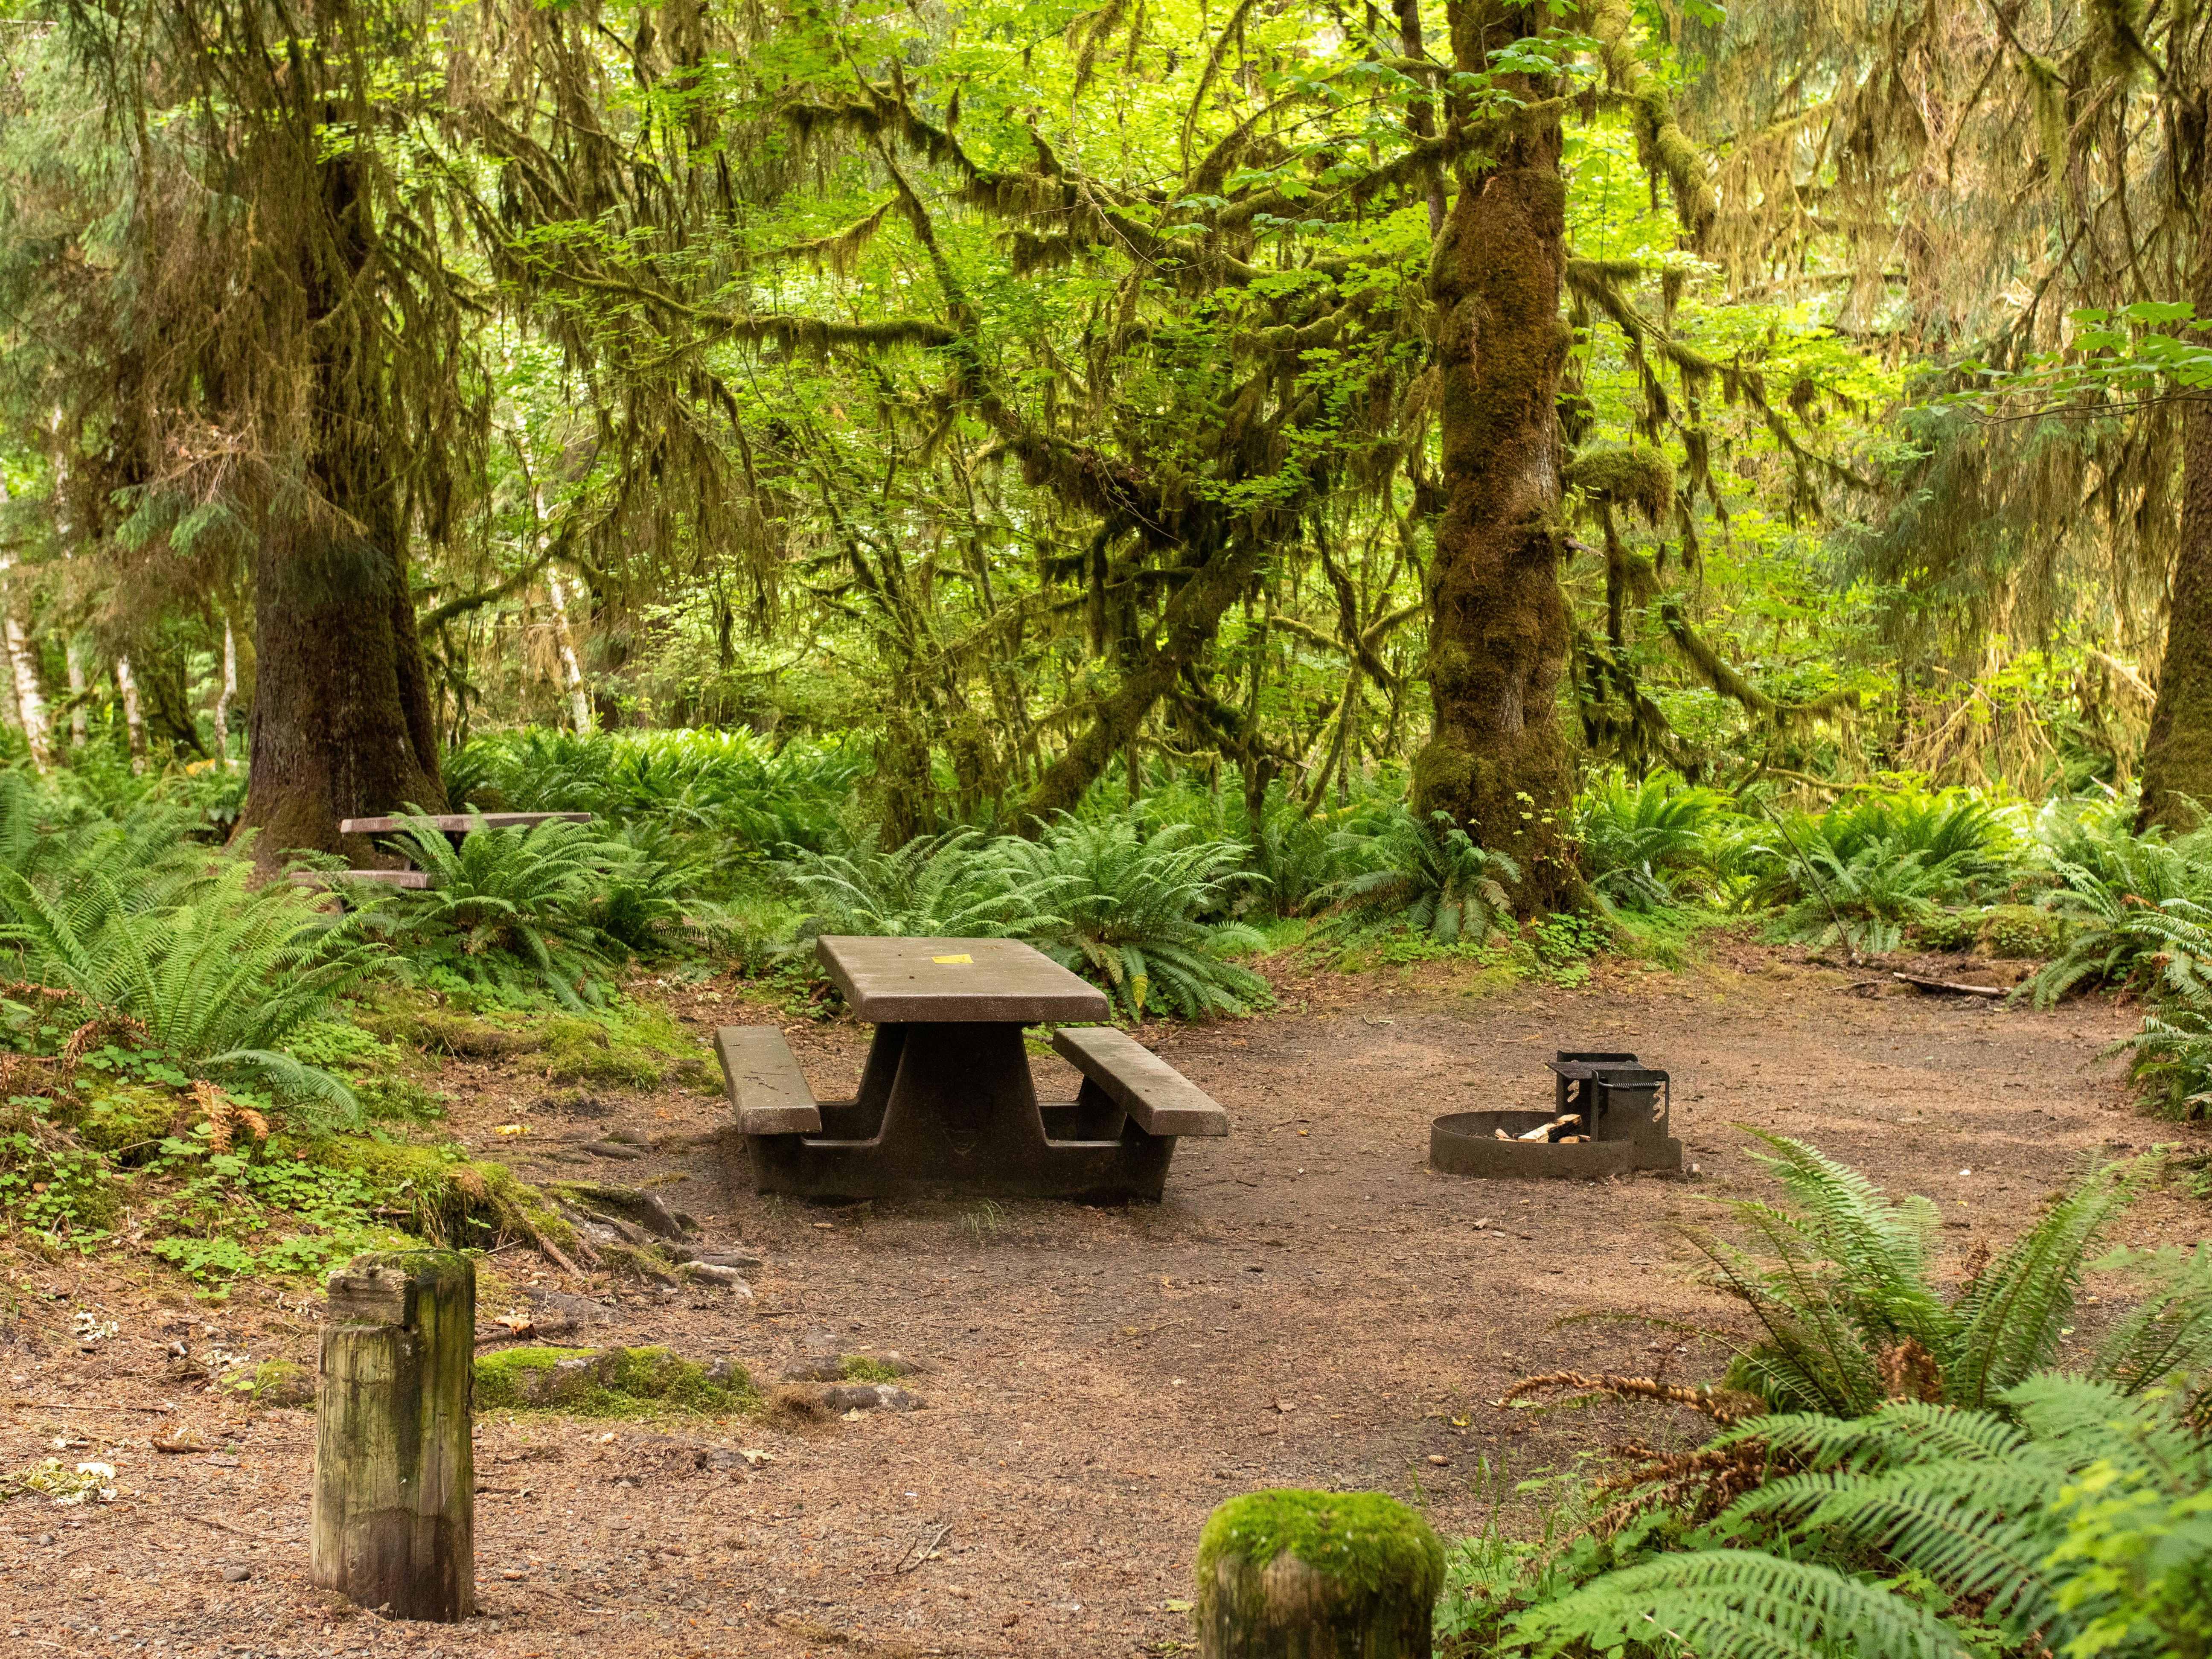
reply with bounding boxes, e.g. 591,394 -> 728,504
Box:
1196,1490 -> 1443,1658
311,1250 -> 475,1621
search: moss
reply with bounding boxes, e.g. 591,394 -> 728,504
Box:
307,1135 -> 576,1256
1565,444 -> 1674,523
1196,1490 -> 1444,1610
66,1084 -> 180,1161
838,1356 -> 903,1383
356,1004 -> 542,1060
1981,904 -> 2070,960
541,1017 -> 666,1088
1913,910 -> 1982,953
474,1344 -> 755,1417
540,1007 -> 710,1089
219,1358 -> 314,1409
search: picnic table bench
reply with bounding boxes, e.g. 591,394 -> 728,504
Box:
297,811 -> 594,897
714,935 -> 1228,1202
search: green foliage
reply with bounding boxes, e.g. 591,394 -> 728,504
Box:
1575,770 -> 1732,910
1697,1134 -> 2154,1416
998,817 -> 1271,1020
447,729 -> 860,868
474,1344 -> 755,1417
140,1147 -> 403,1284
1511,1377 -> 2212,1659
365,814 -> 635,1010
777,829 -> 1046,941
0,834 -> 374,1120
2030,809 -> 2212,1004
778,818 -> 1271,1019
1323,809 -> 1522,946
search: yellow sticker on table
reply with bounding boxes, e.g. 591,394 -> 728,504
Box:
931,954 -> 974,964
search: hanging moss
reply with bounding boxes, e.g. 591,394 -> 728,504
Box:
1566,445 -> 1674,524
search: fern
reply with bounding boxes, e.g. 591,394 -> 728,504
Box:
1510,1549 -> 1973,1659
1513,1377 -> 2211,1659
1321,806 -> 1521,945
1686,1135 -> 2154,1416
996,816 -> 1272,1019
367,812 -> 635,1009
0,852 -> 374,1115
777,828 -> 1060,941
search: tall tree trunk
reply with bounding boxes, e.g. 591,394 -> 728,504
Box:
212,620 -> 238,768
1412,3 -> 1578,909
116,655 -> 146,773
232,109 -> 443,863
2139,269 -> 2212,832
544,570 -> 594,736
65,640 -> 87,749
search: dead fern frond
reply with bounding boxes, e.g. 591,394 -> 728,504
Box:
1583,1435 -> 1782,1533
61,1013 -> 151,1068
1502,1369 -> 1767,1426
193,1079 -> 265,1153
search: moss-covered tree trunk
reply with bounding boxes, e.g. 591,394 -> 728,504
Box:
2139,268 -> 2212,832
231,83 -> 444,867
1411,3 -> 1577,910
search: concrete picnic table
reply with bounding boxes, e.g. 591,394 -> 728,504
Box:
714,935 -> 1230,1202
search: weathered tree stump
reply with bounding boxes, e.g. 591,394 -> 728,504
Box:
311,1250 -> 476,1621
1196,1489 -> 1443,1658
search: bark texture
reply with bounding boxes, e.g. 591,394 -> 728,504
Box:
2139,268 -> 2212,831
1412,9 -> 1577,908
311,1250 -> 475,1622
233,129 -> 444,862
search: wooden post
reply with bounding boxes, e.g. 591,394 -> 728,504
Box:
1196,1489 -> 1443,1658
311,1250 -> 476,1621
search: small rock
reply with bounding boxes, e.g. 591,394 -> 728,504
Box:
581,1141 -> 647,1161
780,1359 -> 843,1383
1426,1455 -> 1451,1467
36,1533 -> 54,1546
615,1478 -> 636,1490
677,1262 -> 750,1289
818,1383 -> 923,1413
223,1566 -> 251,1583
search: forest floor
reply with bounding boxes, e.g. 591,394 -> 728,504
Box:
6,934 -> 2209,1658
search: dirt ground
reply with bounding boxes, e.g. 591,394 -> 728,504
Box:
6,938 -> 2209,1657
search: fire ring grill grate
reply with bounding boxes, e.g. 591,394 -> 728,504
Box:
1430,1050 -> 1683,1180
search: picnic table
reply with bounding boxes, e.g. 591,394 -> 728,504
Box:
714,935 -> 1229,1202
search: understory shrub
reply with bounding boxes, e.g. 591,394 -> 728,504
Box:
1322,807 -> 1520,946
997,816 -> 1270,1019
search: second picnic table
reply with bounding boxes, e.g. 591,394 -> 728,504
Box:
715,935 -> 1230,1202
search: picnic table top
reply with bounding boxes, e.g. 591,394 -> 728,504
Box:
814,935 -> 1109,1025
339,812 -> 592,835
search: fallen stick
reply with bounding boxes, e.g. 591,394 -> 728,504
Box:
1517,1113 -> 1579,1142
3,1399 -> 175,1413
1892,972 -> 2006,998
